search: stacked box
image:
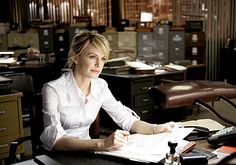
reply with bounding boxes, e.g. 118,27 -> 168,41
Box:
102,31 -> 118,50
7,31 -> 24,48
23,29 -> 39,49
117,31 -> 137,60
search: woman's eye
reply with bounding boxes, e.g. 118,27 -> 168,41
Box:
89,55 -> 96,59
101,57 -> 107,61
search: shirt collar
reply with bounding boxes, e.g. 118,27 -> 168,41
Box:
66,70 -> 100,100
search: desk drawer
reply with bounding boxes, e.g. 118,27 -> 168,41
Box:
133,78 -> 154,95
0,101 -> 18,119
0,118 -> 19,137
135,106 -> 156,121
0,134 -> 21,154
134,94 -> 153,108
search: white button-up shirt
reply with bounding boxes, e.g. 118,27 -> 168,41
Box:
40,71 -> 140,150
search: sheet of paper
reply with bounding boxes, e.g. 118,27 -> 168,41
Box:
126,61 -> 155,70
177,118 -> 225,131
96,127 -> 194,163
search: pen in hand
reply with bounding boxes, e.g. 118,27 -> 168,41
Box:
119,130 -> 129,145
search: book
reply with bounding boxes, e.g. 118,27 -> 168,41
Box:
105,57 -> 129,67
102,65 -> 130,74
213,145 -> 236,160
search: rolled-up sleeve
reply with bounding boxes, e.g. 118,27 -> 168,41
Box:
40,84 -> 66,150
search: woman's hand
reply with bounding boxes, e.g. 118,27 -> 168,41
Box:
153,121 -> 176,134
100,130 -> 129,151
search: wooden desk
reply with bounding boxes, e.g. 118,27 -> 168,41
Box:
0,92 -> 24,163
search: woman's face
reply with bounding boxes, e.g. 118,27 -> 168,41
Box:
73,43 -> 107,79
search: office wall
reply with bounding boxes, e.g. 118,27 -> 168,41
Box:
172,0 -> 236,81
204,0 -> 236,81
2,0 -> 236,81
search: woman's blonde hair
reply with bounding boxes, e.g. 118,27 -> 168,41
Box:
66,31 -> 110,69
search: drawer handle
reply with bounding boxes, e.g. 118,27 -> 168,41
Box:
0,144 -> 8,148
140,86 -> 149,90
142,98 -> 150,102
0,127 -> 7,132
141,110 -> 148,114
0,110 -> 6,115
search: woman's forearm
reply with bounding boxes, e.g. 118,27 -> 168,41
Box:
130,120 -> 154,134
53,136 -> 105,151
130,120 -> 176,135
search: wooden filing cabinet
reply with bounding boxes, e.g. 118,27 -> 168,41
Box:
0,92 -> 24,160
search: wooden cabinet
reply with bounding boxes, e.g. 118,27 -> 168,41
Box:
0,92 -> 24,160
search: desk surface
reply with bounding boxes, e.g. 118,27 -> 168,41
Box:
101,70 -> 184,79
47,141 -> 218,165
13,139 -> 235,165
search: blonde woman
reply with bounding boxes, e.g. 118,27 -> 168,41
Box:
40,31 -> 175,151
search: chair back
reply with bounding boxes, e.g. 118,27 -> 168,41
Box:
184,64 -> 206,80
6,73 -> 45,155
5,73 -> 35,127
31,93 -> 44,156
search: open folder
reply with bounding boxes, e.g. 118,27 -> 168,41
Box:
96,127 -> 194,163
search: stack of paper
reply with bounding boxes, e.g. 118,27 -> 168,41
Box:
96,127 -> 194,163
